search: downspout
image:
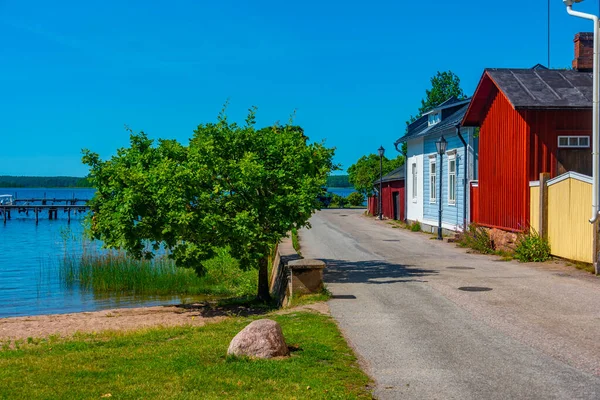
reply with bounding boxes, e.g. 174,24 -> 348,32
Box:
565,2 -> 599,223
456,123 -> 468,230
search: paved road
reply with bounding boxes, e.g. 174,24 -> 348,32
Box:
300,209 -> 600,400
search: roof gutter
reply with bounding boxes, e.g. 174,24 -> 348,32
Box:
565,2 -> 599,223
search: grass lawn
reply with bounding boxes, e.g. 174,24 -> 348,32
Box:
0,311 -> 372,399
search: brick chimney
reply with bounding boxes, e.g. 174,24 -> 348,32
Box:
573,32 -> 594,71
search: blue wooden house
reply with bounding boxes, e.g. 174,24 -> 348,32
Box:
395,97 -> 478,233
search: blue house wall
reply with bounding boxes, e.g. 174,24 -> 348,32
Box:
423,134 -> 465,229
396,98 -> 479,232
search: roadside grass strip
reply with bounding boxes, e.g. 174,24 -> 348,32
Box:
0,312 -> 372,399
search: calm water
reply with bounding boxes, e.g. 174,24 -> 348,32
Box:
327,187 -> 355,197
0,188 -> 201,318
0,187 -> 360,318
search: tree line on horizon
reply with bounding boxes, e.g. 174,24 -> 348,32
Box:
0,176 -> 91,188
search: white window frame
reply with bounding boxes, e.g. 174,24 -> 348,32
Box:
448,153 -> 456,206
427,111 -> 441,126
429,158 -> 436,203
412,163 -> 418,202
558,136 -> 590,148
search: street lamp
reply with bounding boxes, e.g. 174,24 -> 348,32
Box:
435,136 -> 448,240
378,145 -> 385,220
563,0 -> 600,223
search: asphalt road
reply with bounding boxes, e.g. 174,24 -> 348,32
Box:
300,209 -> 600,400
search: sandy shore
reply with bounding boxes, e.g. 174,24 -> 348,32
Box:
0,303 -> 236,340
0,301 -> 330,341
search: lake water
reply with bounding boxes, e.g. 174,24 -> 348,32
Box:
0,187 -> 359,318
0,188 -> 203,318
327,187 -> 355,198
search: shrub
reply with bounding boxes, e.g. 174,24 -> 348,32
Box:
317,190 -> 332,208
457,224 -> 495,254
346,192 -> 365,207
329,194 -> 346,208
410,220 -> 421,232
514,230 -> 551,262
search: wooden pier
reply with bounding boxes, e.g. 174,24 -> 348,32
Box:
0,198 -> 90,224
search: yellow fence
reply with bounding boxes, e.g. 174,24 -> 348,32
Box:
530,184 -> 540,233
530,172 -> 594,263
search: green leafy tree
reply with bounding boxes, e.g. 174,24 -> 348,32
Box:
346,192 -> 365,207
405,70 -> 466,127
82,108 -> 335,302
347,154 -> 404,196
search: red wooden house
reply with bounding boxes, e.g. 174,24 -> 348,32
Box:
368,166 -> 405,220
462,33 -> 593,231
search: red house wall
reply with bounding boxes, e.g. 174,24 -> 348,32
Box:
380,180 -> 405,220
470,183 -> 479,224
476,88 -> 529,231
367,196 -> 377,216
475,90 -> 592,232
527,109 -> 592,180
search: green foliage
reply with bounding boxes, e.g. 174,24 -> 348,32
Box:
457,224 -> 495,254
82,108 -> 335,301
327,174 -> 351,187
0,313 -> 373,399
514,230 -> 551,262
347,154 -> 404,196
346,192 -> 365,207
410,220 -> 421,232
0,176 -> 91,188
405,70 -> 466,127
291,228 -> 301,254
316,190 -> 332,208
329,194 -> 346,208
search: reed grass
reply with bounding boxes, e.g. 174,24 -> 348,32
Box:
59,240 -> 257,297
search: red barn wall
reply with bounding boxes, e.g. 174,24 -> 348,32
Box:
470,183 -> 479,224
367,196 -> 377,215
527,109 -> 592,179
380,180 -> 405,220
477,88 -> 529,231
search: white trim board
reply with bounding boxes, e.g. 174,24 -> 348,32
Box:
547,171 -> 592,186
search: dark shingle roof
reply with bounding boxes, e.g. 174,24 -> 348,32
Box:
531,63 -> 548,70
396,102 -> 469,143
486,68 -> 592,109
375,166 -> 405,184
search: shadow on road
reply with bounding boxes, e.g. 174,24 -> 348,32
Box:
322,258 -> 438,284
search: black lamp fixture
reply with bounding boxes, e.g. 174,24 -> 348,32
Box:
435,135 -> 448,156
378,146 -> 385,220
435,136 -> 447,240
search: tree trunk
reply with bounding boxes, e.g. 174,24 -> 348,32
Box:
257,255 -> 271,302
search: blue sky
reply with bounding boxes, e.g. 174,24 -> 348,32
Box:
1,0 -> 598,176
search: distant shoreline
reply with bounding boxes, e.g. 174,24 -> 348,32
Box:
0,176 -> 91,189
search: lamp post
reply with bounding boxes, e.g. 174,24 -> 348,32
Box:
378,145 -> 385,220
435,136 -> 448,240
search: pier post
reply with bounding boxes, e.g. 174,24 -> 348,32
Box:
2,208 -> 5,224
67,209 -> 71,224
35,208 -> 39,224
48,209 -> 52,220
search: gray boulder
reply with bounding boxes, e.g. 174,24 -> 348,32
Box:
227,319 -> 289,359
